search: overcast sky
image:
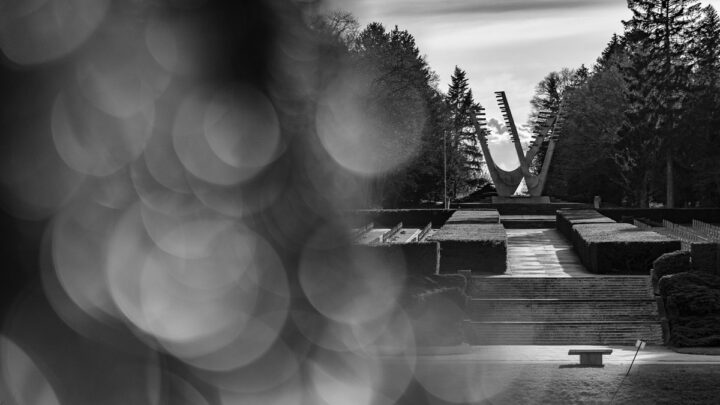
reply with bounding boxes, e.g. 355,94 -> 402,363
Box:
324,0 -> 720,169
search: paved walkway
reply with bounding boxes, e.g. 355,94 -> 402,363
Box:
504,228 -> 591,277
413,345 -> 720,365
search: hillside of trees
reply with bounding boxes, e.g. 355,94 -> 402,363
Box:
313,1 -> 720,208
311,12 -> 489,208
542,1 -> 720,207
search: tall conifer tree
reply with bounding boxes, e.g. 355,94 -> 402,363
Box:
687,5 -> 720,203
620,0 -> 699,207
445,67 -> 483,199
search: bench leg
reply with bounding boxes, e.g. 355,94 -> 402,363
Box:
579,353 -> 604,366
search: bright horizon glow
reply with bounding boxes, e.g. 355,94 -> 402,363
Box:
325,0 -> 720,170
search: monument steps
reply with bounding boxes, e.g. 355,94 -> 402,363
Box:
468,276 -> 653,299
464,321 -> 664,345
465,276 -> 663,345
500,215 -> 557,229
456,202 -> 589,216
467,299 -> 659,322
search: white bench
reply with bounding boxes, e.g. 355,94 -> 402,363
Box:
568,349 -> 613,366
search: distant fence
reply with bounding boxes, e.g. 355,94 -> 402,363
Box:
692,220 -> 720,241
599,208 -> 720,223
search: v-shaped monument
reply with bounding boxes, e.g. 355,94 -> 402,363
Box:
470,91 -> 564,203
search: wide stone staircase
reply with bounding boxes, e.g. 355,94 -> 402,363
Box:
464,276 -> 664,345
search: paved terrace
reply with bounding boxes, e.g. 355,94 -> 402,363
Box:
409,345 -> 720,365
500,228 -> 592,277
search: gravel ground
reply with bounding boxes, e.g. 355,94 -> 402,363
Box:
390,362 -> 720,404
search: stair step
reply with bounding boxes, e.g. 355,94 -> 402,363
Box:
469,276 -> 653,299
464,321 -> 663,345
461,276 -> 663,345
467,299 -> 659,322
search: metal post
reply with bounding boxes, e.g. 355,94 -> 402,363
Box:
443,130 -> 448,209
611,339 -> 645,404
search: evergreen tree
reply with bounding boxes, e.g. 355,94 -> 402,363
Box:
686,5 -> 720,204
621,0 -> 700,207
544,35 -> 630,204
343,22 -> 450,207
528,68 -> 580,174
691,5 -> 720,88
530,68 -> 575,116
573,64 -> 590,86
310,10 -> 359,49
445,67 -> 483,201
595,33 -> 626,73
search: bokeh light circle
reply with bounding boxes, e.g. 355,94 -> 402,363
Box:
298,227 -> 407,325
315,69 -> 425,176
0,0 -> 110,65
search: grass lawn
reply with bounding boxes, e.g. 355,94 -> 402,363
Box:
392,362 -> 720,404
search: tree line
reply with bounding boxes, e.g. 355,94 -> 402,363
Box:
313,1 -> 720,208
542,1 -> 720,207
312,12 -> 488,208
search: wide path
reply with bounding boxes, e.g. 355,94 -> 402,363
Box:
503,228 -> 591,277
409,345 -> 720,365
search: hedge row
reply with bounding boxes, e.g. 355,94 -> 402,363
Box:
657,271 -> 720,346
458,201 -> 589,215
429,223 -> 507,274
351,209 -> 453,228
556,209 -> 616,241
351,242 -> 439,276
599,208 -> 720,224
690,243 -> 720,274
650,226 -> 720,274
444,209 -> 500,224
651,250 -> 692,289
572,223 -> 681,274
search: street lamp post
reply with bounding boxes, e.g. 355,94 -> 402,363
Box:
443,130 -> 448,209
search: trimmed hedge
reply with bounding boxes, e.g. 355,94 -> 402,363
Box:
351,209 -> 453,228
690,243 -> 720,274
651,229 -> 720,274
572,223 -> 681,274
659,271 -> 720,298
429,223 -> 507,274
556,209 -> 616,241
658,272 -> 720,347
652,250 -> 692,288
669,315 -> 720,347
444,209 -> 500,224
429,223 -> 506,242
352,242 -> 439,276
458,202 -> 589,215
599,208 -> 720,224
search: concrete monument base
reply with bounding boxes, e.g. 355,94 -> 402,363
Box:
492,196 -> 551,204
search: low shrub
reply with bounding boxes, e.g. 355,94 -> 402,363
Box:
651,250 -> 691,286
659,271 -> 720,298
353,242 -> 439,276
690,243 -> 720,274
665,288 -> 720,319
658,272 -> 720,347
669,315 -> 720,347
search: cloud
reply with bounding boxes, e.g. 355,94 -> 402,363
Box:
339,0 -> 619,18
487,118 -> 507,135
